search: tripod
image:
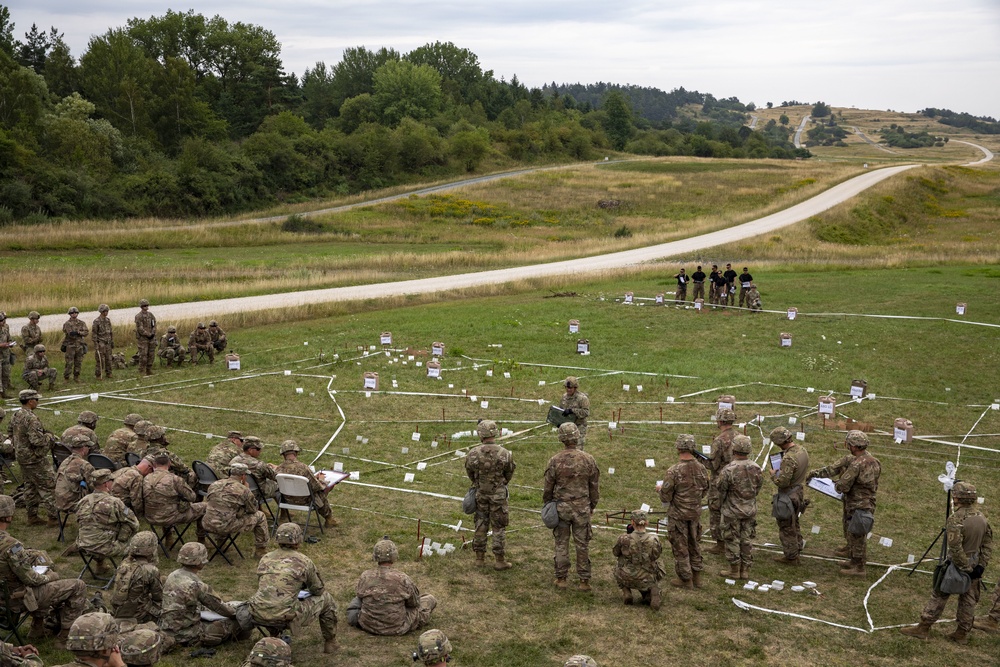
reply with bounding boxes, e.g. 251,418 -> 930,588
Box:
908,488 -> 951,576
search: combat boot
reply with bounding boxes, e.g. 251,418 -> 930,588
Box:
670,577 -> 693,590
475,552 -> 486,567
772,555 -> 800,566
648,585 -> 662,611
739,565 -> 751,581
973,617 -> 999,633
323,638 -> 338,654
27,515 -> 46,526
840,559 -> 866,576
691,571 -> 704,589
719,563 -> 741,578
554,577 -> 568,589
578,580 -> 592,592
621,588 -> 633,605
705,541 -> 725,555
324,515 -> 338,528
834,544 -> 850,558
28,616 -> 47,640
946,629 -> 969,645
899,621 -> 932,640
493,555 -> 512,571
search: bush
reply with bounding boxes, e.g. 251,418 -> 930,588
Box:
613,224 -> 632,238
281,213 -> 326,233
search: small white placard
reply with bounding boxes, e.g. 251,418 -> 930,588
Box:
991,403 -> 999,411
956,304 -> 966,315
569,323 -> 579,333
637,385 -> 643,392
806,387 -> 815,393
334,462 -> 344,472
666,396 -> 674,403
470,395 -> 477,402
412,432 -> 421,441
788,416 -> 797,425
284,370 -> 292,376
349,471 -> 360,480
718,401 -> 733,411
480,400 -> 489,409
907,554 -> 915,564
364,376 -> 377,390
415,361 -> 423,367
227,358 -> 240,370
624,293 -> 633,303
879,536 -> 893,547
702,445 -> 711,455
818,401 -> 834,415
609,421 -> 617,429
623,384 -> 630,391
402,447 -> 409,454
781,337 -> 791,347
364,391 -> 372,398
343,447 -> 350,454
432,345 -> 444,356
645,458 -> 655,468
640,503 -> 651,512
608,467 -> 615,475
796,431 -> 805,441
577,342 -> 589,353
787,309 -> 797,320
427,366 -> 440,378
486,369 -> 493,377
404,473 -> 415,482
416,462 -> 427,471
392,380 -> 399,387
431,441 -> 438,448
811,525 -> 821,534
978,497 -> 985,504
893,427 -> 907,441
362,438 -> 369,444
655,294 -> 664,304
850,385 -> 865,398
369,345 -> 376,351
503,372 -> 511,379
380,334 -> 392,345
295,387 -> 303,394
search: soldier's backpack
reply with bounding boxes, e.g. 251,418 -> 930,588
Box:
462,488 -> 477,515
847,509 -> 875,536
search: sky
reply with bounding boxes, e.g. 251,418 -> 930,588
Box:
7,0 -> 1000,118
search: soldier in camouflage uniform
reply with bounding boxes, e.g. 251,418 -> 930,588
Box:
50,612 -> 122,667
75,469 -> 139,573
208,321 -> 227,353
808,430 -> 880,576
348,537 -> 435,637
141,452 -> 206,545
974,579 -> 1000,634
0,640 -> 41,667
241,637 -> 292,667
414,629 -> 450,666
565,656 -> 598,667
716,435 -> 762,580
19,311 -> 42,354
203,462 -> 269,558
275,440 -> 336,527
187,323 -> 214,364
465,420 -> 516,569
612,509 -> 664,609
134,299 -> 157,377
8,390 -> 59,525
0,494 -> 89,646
92,304 -> 114,380
119,628 -> 165,667
231,436 -> 278,499
543,422 -> 600,591
61,307 -> 89,383
206,431 -> 244,478
54,433 -> 95,513
248,523 -> 338,653
160,542 -> 247,648
135,425 -> 194,486
0,312 -> 14,399
111,458 -> 153,516
62,410 -> 101,454
109,532 -> 163,623
768,426 -> 809,565
22,344 -> 57,391
558,377 -> 590,449
105,414 -> 144,466
705,408 -> 738,555
157,327 -> 185,367
901,481 -> 992,644
659,434 -> 709,589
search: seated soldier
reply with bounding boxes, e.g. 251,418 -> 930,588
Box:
612,509 -> 664,609
348,537 -> 436,636
746,284 -> 762,311
53,612 -> 122,667
119,627 -> 167,667
75,469 -> 140,574
248,523 -> 338,654
135,425 -> 194,486
208,321 -> 227,353
276,440 -> 337,528
110,532 -> 164,624
62,410 -> 101,454
240,637 -> 290,667
202,463 -> 269,558
187,323 -> 215,364
0,493 -> 88,647
21,344 -> 57,391
54,432 -> 95,514
230,436 -> 278,499
159,543 -> 249,649
205,431 -> 244,478
142,452 -> 206,545
105,413 -> 144,466
157,326 -> 186,367
111,457 -> 153,516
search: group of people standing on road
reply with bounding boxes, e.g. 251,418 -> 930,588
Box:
673,263 -> 760,310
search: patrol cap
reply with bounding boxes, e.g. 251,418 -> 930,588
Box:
563,376 -> 579,388
228,430 -> 243,440
717,407 -> 737,423
176,542 -> 209,566
19,389 -> 41,402
68,306 -> 80,315
630,509 -> 648,524
564,656 -> 598,667
166,326 -> 176,333
845,430 -> 869,449
952,481 -> 977,501
558,422 -> 580,444
91,469 -> 114,486
246,637 -> 291,667
138,299 -> 149,307
66,612 -> 119,653
28,311 -> 40,319
118,628 -> 162,666
123,413 -> 144,427
128,531 -> 158,558
279,440 -> 300,455
0,494 -> 14,517
374,536 -> 398,564
243,436 -> 263,451
229,462 -> 250,477
209,320 -> 218,327
769,426 -> 793,445
275,522 -> 303,546
675,434 -> 696,452
477,419 -> 499,440
98,304 -> 110,313
732,434 -> 753,455
78,410 -> 99,426
415,629 -> 451,665
198,322 -> 206,329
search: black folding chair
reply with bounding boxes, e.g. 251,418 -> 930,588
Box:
78,551 -> 118,590
247,475 -> 276,522
206,532 -> 244,565
0,579 -> 29,645
0,453 -> 19,485
148,521 -> 190,558
88,453 -> 118,471
192,461 -> 219,499
125,452 -> 142,467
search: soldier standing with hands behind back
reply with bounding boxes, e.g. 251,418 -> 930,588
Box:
466,420 -> 516,570
559,377 -> 590,449
659,434 -> 709,589
134,299 -> 156,377
0,312 -> 14,398
62,307 -> 89,383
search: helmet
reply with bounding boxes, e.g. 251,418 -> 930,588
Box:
145,425 -> 166,441
373,537 -> 398,564
279,440 -> 300,455
198,322 -> 206,329
246,637 -> 291,667
177,542 -> 209,566
210,320 -> 218,327
118,628 -> 162,666
133,420 -> 152,437
66,432 -> 92,449
558,422 -> 580,444
229,462 -> 250,477
19,389 -> 41,402
563,376 -> 579,388
477,420 -> 499,440
98,304 -> 110,313
243,436 -> 263,451
123,413 -> 143,427
33,344 -> 46,353
415,629 -> 451,665
65,612 -> 119,653
167,326 -> 176,334
675,434 -> 696,452
630,509 -> 648,524
138,299 -> 149,307
68,307 -> 79,315
275,522 -> 303,546
91,469 -> 114,486
28,311 -> 40,319
952,481 -> 977,501
564,657 -> 598,667
228,430 -> 243,440
0,494 -> 15,517
732,435 -> 753,455
845,430 -> 869,449
78,410 -> 99,426
128,531 -> 159,558
769,427 -> 793,445
717,408 -> 736,423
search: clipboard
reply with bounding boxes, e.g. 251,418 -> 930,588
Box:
315,470 -> 350,491
546,405 -> 576,426
807,477 -> 843,500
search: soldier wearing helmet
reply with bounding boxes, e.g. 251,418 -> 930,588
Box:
202,462 -> 269,558
612,509 -> 664,609
132,423 -> 194,486
715,434 -> 763,581
75,468 -> 139,575
109,531 -> 164,624
54,432 -> 96,518
204,431 -> 243,478
248,523 -> 339,654
134,300 -> 156,376
9,390 -> 60,525
0,310 -> 13,399
21,342 -> 57,391
19,310 -> 43,355
104,414 -> 144,466
161,542 -> 246,648
62,410 -> 102,456
413,629 -> 451,666
208,321 -> 227,353
466,420 -> 516,569
157,325 -> 186,367
901,480 -> 992,644
92,304 -> 114,380
54,612 -> 121,666
705,407 -> 738,556
187,322 -> 215,365
118,627 -> 166,667
276,439 -> 338,528
61,306 -> 90,383
241,636 -> 292,667
349,536 -> 436,636
543,421 -> 600,591
767,426 -> 809,566
231,436 -> 279,500
658,434 -> 709,589
141,447 -> 206,544
558,377 -> 590,449
807,430 -> 881,576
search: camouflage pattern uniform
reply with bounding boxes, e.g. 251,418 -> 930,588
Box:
134,301 -> 157,376
231,441 -> 278,499
352,540 -> 434,636
188,324 -> 215,363
0,641 -> 42,667
809,454 -> 853,551
61,309 -> 89,381
141,467 -> 206,531
202,466 -> 269,550
91,307 -> 114,380
768,427 -> 809,562
110,532 -> 163,623
105,414 -> 143,466
208,322 -> 227,353
206,435 -> 243,478
21,346 -> 57,391
559,377 -> 590,448
543,423 -> 600,585
465,421 -> 516,563
9,396 -> 59,522
746,285 -> 762,311
119,627 -> 166,666
240,637 -> 291,667
659,435 -> 709,586
62,418 -> 100,454
0,315 -> 13,397
716,436 -> 763,576
75,472 -> 139,559
275,448 -> 333,523
111,465 -> 148,516
135,426 -> 194,485
705,412 -> 737,551
19,313 -> 42,354
160,544 -> 242,647
54,447 -> 95,512
157,328 -> 186,367
612,510 -> 664,604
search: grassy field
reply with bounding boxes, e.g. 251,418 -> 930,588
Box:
6,265 -> 1000,667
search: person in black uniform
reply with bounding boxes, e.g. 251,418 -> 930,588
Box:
691,266 -> 706,302
723,264 -> 738,306
673,268 -> 689,304
738,267 -> 754,307
710,266 -> 727,306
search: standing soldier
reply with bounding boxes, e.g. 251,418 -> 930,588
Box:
92,304 -> 114,380
347,537 -> 435,637
9,390 -> 59,526
187,323 -> 214,364
230,436 -> 278,499
105,414 -> 144,466
208,321 -> 227,353
716,435 -> 763,580
19,311 -> 43,354
808,430 -> 881,576
705,408 -> 737,555
659,434 -> 709,589
691,265 -> 706,302
672,268 -> 689,304
206,431 -> 244,478
612,509 -> 664,609
157,327 -> 185,367
543,422 -> 600,591
75,468 -> 139,574
202,462 -> 269,558
723,263 -> 738,306
466,420 -> 516,570
275,440 -> 337,528
21,344 -> 57,391
0,312 -> 14,398
61,306 -> 89,383
768,426 -> 809,566
134,299 -> 156,377
559,377 -> 590,449
900,481 -> 992,644
738,266 -> 754,308
710,267 -> 727,307
109,531 -> 164,623
248,523 -> 339,653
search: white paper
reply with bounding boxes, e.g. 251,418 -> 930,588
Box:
297,590 -> 312,600
788,416 -> 797,425
32,565 -> 49,574
818,401 -> 834,415
569,323 -> 579,333
427,366 -> 440,378
795,431 -> 805,441
769,453 -> 783,472
787,310 -> 796,320
623,384 -> 630,391
479,400 -> 487,409
334,462 -> 344,472
538,380 -> 546,386
504,372 -> 511,379
364,377 -> 377,389
364,391 -> 371,398
879,537 -> 893,547
349,471 -> 360,480
486,369 -> 493,377
624,293 -> 633,303
577,343 -> 588,353
416,361 -> 423,367
637,385 -> 643,392
807,477 -> 843,500
431,441 -> 438,449
284,370 -> 292,376
295,387 -> 303,394
412,432 -> 421,441
645,458 -> 655,468
781,338 -> 791,347
416,462 -> 427,471
640,503 -> 651,512
806,387 -> 814,393
404,473 -> 415,483
401,447 -> 409,454
201,610 -> 228,621
811,525 -> 821,534
342,447 -> 350,454
894,427 -> 907,441
850,385 -> 865,398
380,335 -> 392,345
608,467 -> 615,475
666,396 -> 674,403
362,438 -> 369,444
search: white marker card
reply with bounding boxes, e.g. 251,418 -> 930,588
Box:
655,294 -> 664,304
811,525 -> 821,534
481,401 -> 489,409
609,422 -> 617,429
53,410 -> 60,416
539,380 -> 546,386
362,438 -> 369,444
402,361 -> 407,366
349,471 -> 360,480
470,395 -> 477,402
787,310 -> 796,320
637,385 -> 643,392
416,361 -> 423,367
640,503 -> 651,512
702,445 -> 711,455
796,431 -> 805,441
623,384 -> 630,391
504,372 -> 511,379
416,462 -> 427,471
894,427 -> 908,441
412,432 -> 421,441
569,323 -> 579,333
456,450 -> 467,458
850,385 -> 865,398
770,453 -> 783,471
404,473 -> 415,482
907,554 -> 915,564
666,396 -> 675,403
879,537 -> 893,547
408,355 -> 415,361
401,447 -> 409,454
645,458 -> 656,468
369,345 -> 376,351
624,293 -> 633,303
992,404 -> 1000,410
608,467 -> 615,475
284,370 -> 292,375
978,497 -> 985,504
818,402 -> 834,415
295,388 -> 303,394
486,369 -> 493,377
806,387 -> 815,393
334,462 -> 344,472
431,442 -> 438,448
364,391 -> 371,398
427,367 -> 440,378
364,377 -> 377,389
393,380 -> 400,387
342,447 -> 350,454
449,384 -> 454,388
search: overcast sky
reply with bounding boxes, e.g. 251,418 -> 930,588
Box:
7,0 -> 1000,118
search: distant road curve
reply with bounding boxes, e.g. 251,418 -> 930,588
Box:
17,164 -> 919,334
793,115 -> 810,148
851,127 -> 896,154
952,140 -> 994,166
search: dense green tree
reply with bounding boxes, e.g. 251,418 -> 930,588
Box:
0,50 -> 47,135
43,35 -> 77,98
449,126 -> 490,171
80,29 -> 155,138
779,113 -> 789,125
812,101 -> 831,117
17,23 -> 59,73
601,91 -> 634,150
301,61 -> 336,128
372,59 -> 442,126
406,41 -> 489,107
330,46 -> 399,112
0,6 -> 14,57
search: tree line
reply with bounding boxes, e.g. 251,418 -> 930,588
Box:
0,7 -> 808,223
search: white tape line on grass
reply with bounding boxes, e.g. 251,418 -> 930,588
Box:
461,355 -> 699,379
955,406 -> 994,471
100,394 -> 329,422
732,598 -> 870,633
341,480 -> 464,502
309,377 -> 347,466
